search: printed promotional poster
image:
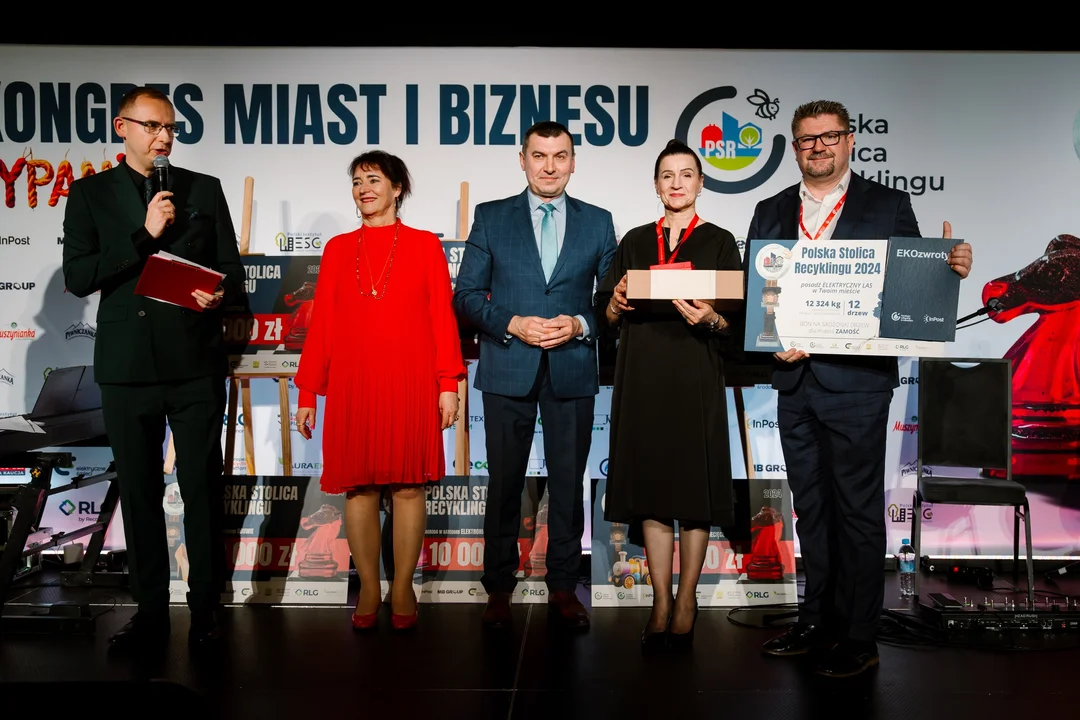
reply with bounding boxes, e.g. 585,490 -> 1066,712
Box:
591,476 -> 797,607
166,474 -> 349,604
225,256 -> 320,375
382,474 -> 553,603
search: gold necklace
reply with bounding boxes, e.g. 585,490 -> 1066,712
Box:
355,219 -> 399,300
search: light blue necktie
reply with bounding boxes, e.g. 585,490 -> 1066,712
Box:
540,202 -> 557,282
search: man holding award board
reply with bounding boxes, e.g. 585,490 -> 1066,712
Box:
741,100 -> 972,678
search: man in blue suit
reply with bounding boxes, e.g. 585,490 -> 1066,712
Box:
746,100 -> 972,677
454,121 -> 617,630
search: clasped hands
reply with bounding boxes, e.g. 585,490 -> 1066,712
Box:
610,273 -> 725,329
295,390 -> 461,441
775,221 -> 973,364
509,314 -> 582,349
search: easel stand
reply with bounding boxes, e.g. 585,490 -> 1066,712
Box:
223,373 -> 294,476
0,453 -> 120,634
451,181 -> 472,476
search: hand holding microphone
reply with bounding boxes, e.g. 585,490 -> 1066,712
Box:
145,156 -> 175,239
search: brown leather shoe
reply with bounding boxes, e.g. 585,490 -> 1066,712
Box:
548,590 -> 590,630
482,592 -> 513,630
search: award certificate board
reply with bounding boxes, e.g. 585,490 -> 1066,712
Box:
744,239 -> 947,357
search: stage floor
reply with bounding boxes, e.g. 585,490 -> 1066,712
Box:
2,562 -> 1078,719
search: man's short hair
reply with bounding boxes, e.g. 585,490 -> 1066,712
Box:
117,87 -> 173,116
791,100 -> 851,138
521,121 -> 574,155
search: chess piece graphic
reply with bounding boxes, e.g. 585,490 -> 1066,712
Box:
746,506 -> 785,581
283,281 -> 317,351
759,281 -> 781,346
298,503 -> 344,578
981,234 -> 1080,479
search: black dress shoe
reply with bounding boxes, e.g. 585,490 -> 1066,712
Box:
815,639 -> 879,678
109,612 -> 170,648
761,622 -> 830,656
189,610 -> 222,646
482,592 -> 513,630
547,590 -> 590,630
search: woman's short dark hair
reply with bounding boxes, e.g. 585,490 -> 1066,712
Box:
347,150 -> 412,209
653,139 -> 702,180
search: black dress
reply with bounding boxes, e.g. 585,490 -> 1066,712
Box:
595,220 -> 743,530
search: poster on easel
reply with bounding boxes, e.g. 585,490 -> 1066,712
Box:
223,256 -> 321,375
165,474 -> 349,604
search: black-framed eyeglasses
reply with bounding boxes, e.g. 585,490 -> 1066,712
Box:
121,117 -> 181,136
793,130 -> 851,150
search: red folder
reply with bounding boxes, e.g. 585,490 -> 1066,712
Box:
649,261 -> 694,270
134,251 -> 225,312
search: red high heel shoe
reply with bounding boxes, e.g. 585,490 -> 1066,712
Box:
390,609 -> 418,632
351,611 -> 378,632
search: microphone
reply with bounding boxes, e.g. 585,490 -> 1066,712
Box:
152,155 -> 171,198
956,297 -> 1003,325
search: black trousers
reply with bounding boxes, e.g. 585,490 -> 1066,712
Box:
100,376 -> 227,614
776,369 -> 892,642
481,354 -> 593,593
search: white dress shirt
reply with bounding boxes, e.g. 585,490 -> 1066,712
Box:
798,169 -> 851,242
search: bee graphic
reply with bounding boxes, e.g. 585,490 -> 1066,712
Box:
747,89 -> 780,121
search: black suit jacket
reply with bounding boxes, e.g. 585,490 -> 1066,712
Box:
744,172 -> 921,393
62,164 -> 245,384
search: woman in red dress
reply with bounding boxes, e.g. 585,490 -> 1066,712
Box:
294,151 -> 465,631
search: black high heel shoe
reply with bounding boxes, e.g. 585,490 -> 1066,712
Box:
667,605 -> 699,650
641,610 -> 672,652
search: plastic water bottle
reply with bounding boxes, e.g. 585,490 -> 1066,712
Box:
898,538 -> 916,597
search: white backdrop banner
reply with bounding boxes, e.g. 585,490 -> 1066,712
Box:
2,46 -> 1079,559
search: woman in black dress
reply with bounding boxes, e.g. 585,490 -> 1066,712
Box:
596,139 -> 742,649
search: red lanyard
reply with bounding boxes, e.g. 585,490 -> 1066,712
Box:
655,214 -> 700,264
799,192 -> 847,241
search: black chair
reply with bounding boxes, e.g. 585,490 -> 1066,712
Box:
910,357 -> 1034,605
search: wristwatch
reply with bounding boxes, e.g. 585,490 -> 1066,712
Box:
705,313 -> 723,332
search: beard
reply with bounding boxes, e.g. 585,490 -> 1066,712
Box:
803,152 -> 836,178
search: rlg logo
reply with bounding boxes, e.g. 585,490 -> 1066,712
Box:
59,499 -> 76,516
746,591 -> 771,599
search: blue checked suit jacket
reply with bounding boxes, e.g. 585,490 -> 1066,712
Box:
453,189 -> 617,399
